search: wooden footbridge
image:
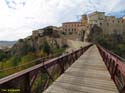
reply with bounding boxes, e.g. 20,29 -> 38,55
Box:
0,44 -> 125,93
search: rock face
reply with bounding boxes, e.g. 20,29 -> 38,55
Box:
10,26 -> 67,56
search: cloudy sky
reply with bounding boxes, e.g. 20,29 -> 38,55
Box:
0,0 -> 125,41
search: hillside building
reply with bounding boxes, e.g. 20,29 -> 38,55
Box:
62,22 -> 81,34
88,11 -> 125,35
32,26 -> 61,38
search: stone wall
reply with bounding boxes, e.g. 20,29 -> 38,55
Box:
88,11 -> 125,35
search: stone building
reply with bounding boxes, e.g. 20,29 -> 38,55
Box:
78,15 -> 89,41
88,11 -> 125,35
62,11 -> 125,36
32,26 -> 61,38
80,15 -> 88,30
32,29 -> 44,38
62,22 -> 81,34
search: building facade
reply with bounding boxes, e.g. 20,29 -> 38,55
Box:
78,15 -> 89,33
88,11 -> 125,35
62,22 -> 81,34
32,26 -> 61,38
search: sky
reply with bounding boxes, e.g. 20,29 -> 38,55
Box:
0,0 -> 125,41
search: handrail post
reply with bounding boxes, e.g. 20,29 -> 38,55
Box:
24,73 -> 31,93
121,86 -> 125,93
59,58 -> 64,75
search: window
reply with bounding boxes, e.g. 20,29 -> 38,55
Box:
68,29 -> 70,32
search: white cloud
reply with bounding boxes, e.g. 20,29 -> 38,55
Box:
0,0 -> 124,40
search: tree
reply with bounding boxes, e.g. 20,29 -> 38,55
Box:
0,50 -> 6,61
113,44 -> 125,58
96,36 -> 109,49
42,41 -> 51,55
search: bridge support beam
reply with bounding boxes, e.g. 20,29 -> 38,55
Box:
23,73 -> 31,93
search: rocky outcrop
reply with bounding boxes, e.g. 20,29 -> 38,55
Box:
10,27 -> 67,56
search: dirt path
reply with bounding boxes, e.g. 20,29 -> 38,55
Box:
66,40 -> 90,53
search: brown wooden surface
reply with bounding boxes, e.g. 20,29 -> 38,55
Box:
44,45 -> 118,93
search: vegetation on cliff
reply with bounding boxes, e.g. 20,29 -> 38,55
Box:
0,31 -> 68,78
88,25 -> 125,58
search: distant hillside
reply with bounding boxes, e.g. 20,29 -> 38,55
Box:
0,41 -> 16,46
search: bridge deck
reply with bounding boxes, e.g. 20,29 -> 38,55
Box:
44,45 -> 118,93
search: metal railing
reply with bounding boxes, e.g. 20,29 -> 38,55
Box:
106,49 -> 125,62
0,53 -> 61,78
97,44 -> 125,93
0,44 -> 92,93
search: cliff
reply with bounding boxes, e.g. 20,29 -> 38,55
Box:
10,26 -> 67,56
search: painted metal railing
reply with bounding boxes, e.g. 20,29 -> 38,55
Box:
0,44 -> 92,93
97,44 -> 125,93
104,48 -> 125,62
0,52 -> 62,78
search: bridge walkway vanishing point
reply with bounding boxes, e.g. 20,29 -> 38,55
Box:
44,45 -> 118,93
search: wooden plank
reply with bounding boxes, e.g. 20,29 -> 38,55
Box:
45,82 -> 118,93
64,69 -> 111,80
55,74 -> 117,91
44,45 -> 118,93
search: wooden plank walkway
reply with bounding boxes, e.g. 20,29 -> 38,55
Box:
44,45 -> 118,93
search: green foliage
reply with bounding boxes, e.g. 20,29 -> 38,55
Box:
0,72 -> 6,78
11,40 -> 33,56
0,50 -> 6,61
53,48 -> 65,55
10,56 -> 21,67
113,44 -> 125,57
21,53 -> 36,64
0,53 -> 37,78
21,42 -> 33,55
21,53 -> 36,62
42,41 -> 51,55
87,24 -> 125,57
95,33 -> 125,58
95,36 -> 109,49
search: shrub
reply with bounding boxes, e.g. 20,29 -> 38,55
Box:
0,50 -> 6,61
42,41 -> 51,55
10,56 -> 21,67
